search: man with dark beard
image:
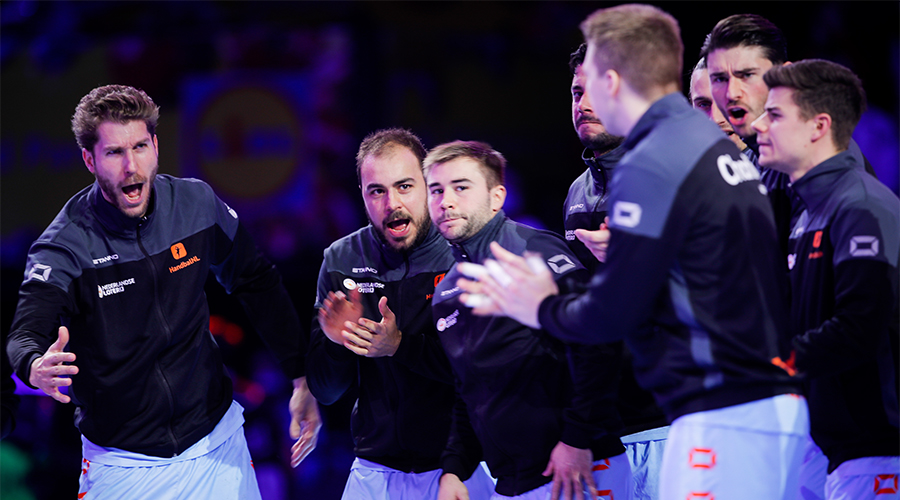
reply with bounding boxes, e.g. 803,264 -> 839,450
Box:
565,43 -> 669,500
306,129 -> 494,500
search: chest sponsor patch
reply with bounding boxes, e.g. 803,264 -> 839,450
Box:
354,281 -> 385,293
787,254 -> 796,270
565,229 -> 576,241
352,266 -> 378,274
849,235 -> 879,257
716,154 -> 759,186
92,254 -> 119,265
436,309 -> 460,332
98,278 -> 136,298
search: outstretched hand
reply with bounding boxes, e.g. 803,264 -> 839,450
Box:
29,326 -> 78,403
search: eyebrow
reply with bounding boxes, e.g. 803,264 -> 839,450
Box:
428,177 -> 472,189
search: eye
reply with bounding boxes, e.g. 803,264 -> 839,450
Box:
398,183 -> 413,192
369,188 -> 385,197
430,187 -> 443,195
455,185 -> 468,192
106,148 -> 123,156
572,90 -> 583,100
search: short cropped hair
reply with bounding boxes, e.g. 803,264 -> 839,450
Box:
72,85 -> 160,153
580,4 -> 683,97
569,43 -> 587,75
355,128 -> 427,186
703,14 -> 787,65
423,140 -> 505,189
763,59 -> 866,150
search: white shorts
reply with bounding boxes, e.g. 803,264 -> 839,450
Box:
343,458 -> 495,500
78,401 -> 260,500
490,453 -> 633,500
824,456 -> 900,500
622,426 -> 668,500
659,394 -> 809,500
798,434 -> 827,500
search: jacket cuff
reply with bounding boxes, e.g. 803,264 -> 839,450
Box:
440,455 -> 475,482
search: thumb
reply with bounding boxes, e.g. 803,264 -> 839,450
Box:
574,228 -> 599,243
49,326 -> 70,353
289,414 -> 301,440
542,459 -> 555,477
378,296 -> 394,322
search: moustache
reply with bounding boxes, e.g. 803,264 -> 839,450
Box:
436,211 -> 465,224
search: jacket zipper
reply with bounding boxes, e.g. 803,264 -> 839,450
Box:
137,216 -> 180,456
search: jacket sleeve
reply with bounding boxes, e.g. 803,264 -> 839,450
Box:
440,388 -> 484,481
305,259 -> 357,405
539,161 -> 686,346
208,195 -> 306,379
7,238 -> 81,387
793,204 -> 898,376
539,225 -> 682,347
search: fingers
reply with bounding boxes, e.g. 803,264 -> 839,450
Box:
488,241 -> 533,274
290,424 -> 319,466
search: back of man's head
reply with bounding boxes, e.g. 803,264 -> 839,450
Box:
580,4 -> 683,97
703,14 -> 787,65
763,59 -> 866,150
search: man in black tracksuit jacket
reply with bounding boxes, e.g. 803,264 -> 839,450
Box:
753,60 -> 899,496
307,222 -> 458,472
6,84 -> 316,498
425,141 -> 629,499
306,129 -> 493,499
467,7 -> 805,499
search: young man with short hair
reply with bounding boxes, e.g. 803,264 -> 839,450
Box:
752,59 -> 900,500
427,141 -> 632,500
457,6 -> 806,500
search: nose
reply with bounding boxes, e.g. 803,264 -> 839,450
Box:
725,77 -> 742,103
751,111 -> 769,134
439,191 -> 456,210
123,149 -> 137,175
386,189 -> 402,211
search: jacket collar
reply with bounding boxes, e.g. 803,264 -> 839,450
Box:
90,180 -> 158,238
371,221 -> 446,268
582,146 -> 625,190
790,150 -> 858,213
449,209 -> 506,263
622,92 -> 690,151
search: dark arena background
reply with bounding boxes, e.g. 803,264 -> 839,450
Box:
1,2 -> 897,498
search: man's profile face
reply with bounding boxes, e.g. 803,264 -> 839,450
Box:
707,45 -> 775,140
690,67 -> 746,150
751,86 -> 815,176
82,120 -> 159,218
360,146 -> 431,252
572,64 -> 622,153
581,44 -> 621,137
426,157 -> 501,244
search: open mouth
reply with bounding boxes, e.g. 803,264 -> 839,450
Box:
728,108 -> 748,122
386,218 -> 411,237
122,183 -> 143,204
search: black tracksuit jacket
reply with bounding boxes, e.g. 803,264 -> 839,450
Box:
434,212 -> 624,496
786,151 -> 900,472
307,224 -> 458,472
7,175 -> 305,457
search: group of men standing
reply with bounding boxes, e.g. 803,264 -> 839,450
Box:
4,4 -> 897,500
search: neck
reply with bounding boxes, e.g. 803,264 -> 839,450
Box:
789,145 -> 844,183
618,83 -> 679,137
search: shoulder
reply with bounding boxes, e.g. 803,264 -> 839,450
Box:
322,226 -> 377,265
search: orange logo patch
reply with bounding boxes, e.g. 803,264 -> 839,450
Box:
434,273 -> 446,287
812,230 -> 823,248
171,242 -> 187,260
595,490 -> 613,500
687,494 -> 713,500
